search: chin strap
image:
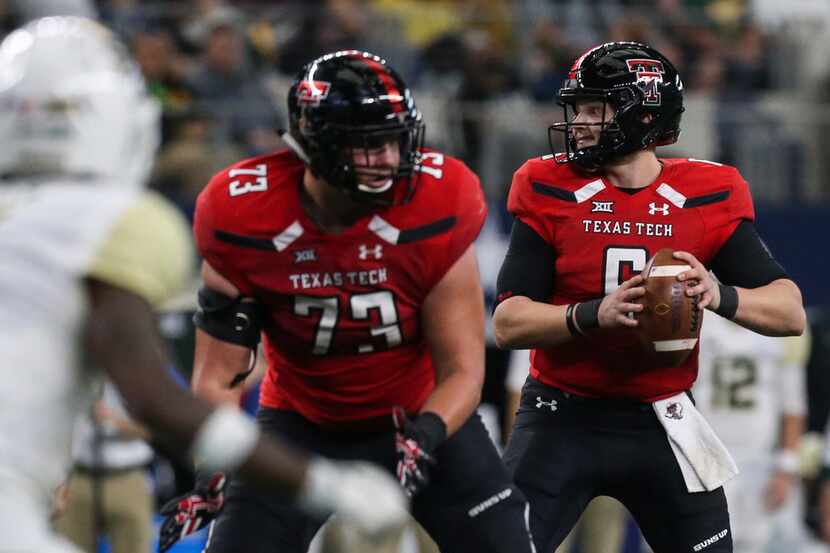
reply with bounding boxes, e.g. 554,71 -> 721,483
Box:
278,130 -> 312,164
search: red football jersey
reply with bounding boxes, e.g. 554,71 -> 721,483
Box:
508,155 -> 755,401
194,149 -> 486,423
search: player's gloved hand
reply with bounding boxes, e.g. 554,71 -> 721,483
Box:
392,406 -> 446,496
158,471 -> 226,553
299,457 -> 409,537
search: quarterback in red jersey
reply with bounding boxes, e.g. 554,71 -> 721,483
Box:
161,50 -> 535,553
494,42 -> 806,553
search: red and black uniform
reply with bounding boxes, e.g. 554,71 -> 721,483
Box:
195,148 -> 484,424
195,149 -> 535,553
499,155 -> 780,553
508,155 -> 753,400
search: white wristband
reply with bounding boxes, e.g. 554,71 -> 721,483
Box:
774,449 -> 800,475
191,406 -> 260,472
298,457 -> 409,535
298,457 -> 339,514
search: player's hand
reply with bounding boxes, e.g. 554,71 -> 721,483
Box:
300,458 -> 409,537
673,251 -> 718,311
50,480 -> 70,522
598,274 -> 645,329
763,470 -> 793,511
158,472 -> 226,553
392,406 -> 438,496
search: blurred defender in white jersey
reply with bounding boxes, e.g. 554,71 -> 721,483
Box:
695,313 -> 810,553
0,17 -> 407,553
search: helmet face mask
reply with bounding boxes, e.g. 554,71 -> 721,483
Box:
345,128 -> 415,195
549,42 -> 684,173
287,50 -> 425,207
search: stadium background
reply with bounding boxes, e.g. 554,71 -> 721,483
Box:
12,0 -> 830,552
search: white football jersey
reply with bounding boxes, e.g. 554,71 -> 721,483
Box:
0,181 -> 192,506
0,16 -> 181,552
694,313 -> 808,458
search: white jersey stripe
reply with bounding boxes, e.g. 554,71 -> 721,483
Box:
574,179 -> 605,203
368,215 -> 401,244
656,183 -> 687,208
271,221 -> 304,251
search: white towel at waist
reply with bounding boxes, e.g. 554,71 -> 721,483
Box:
653,392 -> 739,493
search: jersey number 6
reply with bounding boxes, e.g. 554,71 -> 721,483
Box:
603,246 -> 648,294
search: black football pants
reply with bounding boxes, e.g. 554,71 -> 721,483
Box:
504,377 -> 732,553
204,408 -> 536,553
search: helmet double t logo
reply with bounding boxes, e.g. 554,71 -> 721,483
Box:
626,58 -> 666,106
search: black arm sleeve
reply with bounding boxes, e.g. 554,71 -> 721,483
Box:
495,219 -> 556,307
193,286 -> 263,349
710,220 -> 789,288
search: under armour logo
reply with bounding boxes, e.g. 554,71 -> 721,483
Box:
358,244 -> 383,260
648,202 -> 670,216
535,396 -> 558,412
293,248 -> 316,263
591,200 -> 614,214
665,402 -> 684,420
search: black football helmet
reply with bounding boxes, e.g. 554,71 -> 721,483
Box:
550,42 -> 684,172
284,50 -> 424,205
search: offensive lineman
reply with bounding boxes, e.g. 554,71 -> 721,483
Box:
159,50 -> 536,553
0,18 -> 406,553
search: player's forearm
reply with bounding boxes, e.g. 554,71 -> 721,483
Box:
94,404 -> 151,441
779,414 -> 805,452
192,330 -> 252,407
420,368 -> 482,436
729,279 -> 805,336
493,296 -> 572,349
192,374 -> 247,406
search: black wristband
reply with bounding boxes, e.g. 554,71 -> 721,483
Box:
565,304 -> 579,336
574,299 -> 601,334
715,283 -> 739,319
414,412 -> 448,453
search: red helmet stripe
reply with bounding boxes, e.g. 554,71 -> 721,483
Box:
355,54 -> 405,114
569,44 -> 605,80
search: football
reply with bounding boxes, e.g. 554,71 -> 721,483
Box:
634,248 -> 702,367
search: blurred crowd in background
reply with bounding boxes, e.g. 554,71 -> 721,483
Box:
6,0 -> 830,214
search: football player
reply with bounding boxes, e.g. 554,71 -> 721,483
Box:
159,50 -> 536,553
0,18 -> 406,553
695,313 -> 810,553
493,42 -> 806,553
